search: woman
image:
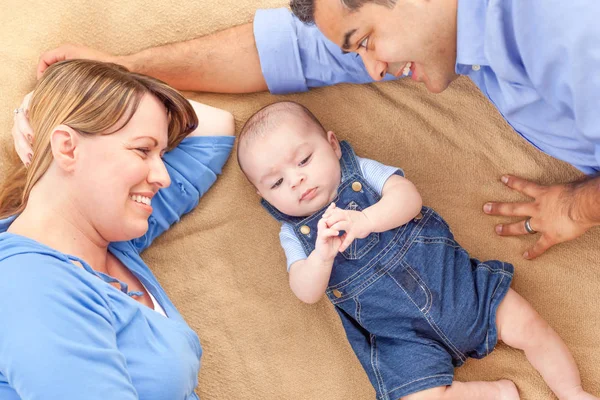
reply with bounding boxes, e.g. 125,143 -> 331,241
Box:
0,60 -> 235,399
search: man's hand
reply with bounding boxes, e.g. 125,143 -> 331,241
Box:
483,175 -> 596,259
37,44 -> 117,78
12,92 -> 34,166
322,204 -> 373,253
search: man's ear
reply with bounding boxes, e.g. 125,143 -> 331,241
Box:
327,130 -> 342,159
50,125 -> 80,172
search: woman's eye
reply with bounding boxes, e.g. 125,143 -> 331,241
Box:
271,178 -> 283,189
299,155 -> 311,166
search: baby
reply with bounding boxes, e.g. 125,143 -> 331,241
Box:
237,101 -> 597,400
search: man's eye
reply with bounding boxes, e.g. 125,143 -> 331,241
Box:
271,178 -> 283,189
359,37 -> 369,50
299,155 -> 311,166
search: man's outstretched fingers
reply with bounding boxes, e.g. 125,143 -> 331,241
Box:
523,235 -> 553,259
502,175 -> 542,198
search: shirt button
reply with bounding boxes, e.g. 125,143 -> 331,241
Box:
300,225 -> 311,235
472,64 -> 481,71
414,212 -> 423,221
332,289 -> 343,298
351,181 -> 362,192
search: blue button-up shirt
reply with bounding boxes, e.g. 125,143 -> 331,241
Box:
253,0 -> 600,174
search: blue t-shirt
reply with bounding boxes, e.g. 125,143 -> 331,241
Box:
0,135 -> 234,400
279,156 -> 398,270
253,0 -> 600,173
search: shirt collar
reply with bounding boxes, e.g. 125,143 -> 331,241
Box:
455,0 -> 489,74
0,214 -> 17,233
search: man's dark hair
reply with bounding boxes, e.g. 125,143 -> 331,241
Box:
290,0 -> 397,24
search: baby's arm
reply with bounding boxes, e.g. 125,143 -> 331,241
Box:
289,204 -> 340,304
325,175 -> 422,252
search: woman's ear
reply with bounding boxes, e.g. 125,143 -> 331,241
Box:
327,131 -> 342,159
50,125 -> 80,172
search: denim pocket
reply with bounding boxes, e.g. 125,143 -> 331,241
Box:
341,201 -> 380,260
388,263 -> 432,314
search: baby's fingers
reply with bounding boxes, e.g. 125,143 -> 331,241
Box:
322,202 -> 337,219
338,232 -> 355,253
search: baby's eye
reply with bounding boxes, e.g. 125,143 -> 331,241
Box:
299,155 -> 312,166
271,178 -> 283,189
136,148 -> 151,155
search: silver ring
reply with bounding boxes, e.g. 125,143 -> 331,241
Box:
13,108 -> 24,115
524,217 -> 537,234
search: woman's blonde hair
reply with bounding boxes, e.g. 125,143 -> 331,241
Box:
0,59 -> 197,219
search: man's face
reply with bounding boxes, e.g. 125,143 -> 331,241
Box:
313,0 -> 459,93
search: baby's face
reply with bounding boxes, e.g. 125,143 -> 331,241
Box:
244,121 -> 342,217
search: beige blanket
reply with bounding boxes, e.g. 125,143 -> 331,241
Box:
1,0 -> 598,398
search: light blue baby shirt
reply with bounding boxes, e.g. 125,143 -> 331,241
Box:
254,0 -> 600,173
0,135 -> 234,400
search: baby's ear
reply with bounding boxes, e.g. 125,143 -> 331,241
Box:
256,189 -> 263,198
327,131 -> 342,159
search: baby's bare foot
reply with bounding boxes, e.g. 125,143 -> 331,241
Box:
495,380 -> 519,400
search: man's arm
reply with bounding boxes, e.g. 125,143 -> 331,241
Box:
38,23 -> 267,93
38,9 -> 390,95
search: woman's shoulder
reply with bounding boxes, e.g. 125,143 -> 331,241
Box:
0,233 -> 112,308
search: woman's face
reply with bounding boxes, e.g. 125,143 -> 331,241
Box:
73,93 -> 171,243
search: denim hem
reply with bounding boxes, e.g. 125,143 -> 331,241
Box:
382,374 -> 454,400
473,262 -> 514,359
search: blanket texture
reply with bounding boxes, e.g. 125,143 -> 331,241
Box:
1,0 -> 598,398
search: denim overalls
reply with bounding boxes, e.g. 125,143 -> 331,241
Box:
262,142 -> 514,399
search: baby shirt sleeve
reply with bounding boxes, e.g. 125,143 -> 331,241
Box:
279,222 -> 308,271
131,135 -> 234,252
0,254 -> 138,399
356,156 -> 403,195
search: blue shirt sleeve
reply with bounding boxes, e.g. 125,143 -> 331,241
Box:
0,254 -> 138,399
253,8 -> 396,94
513,0 -> 600,166
131,135 -> 234,253
279,223 -> 307,271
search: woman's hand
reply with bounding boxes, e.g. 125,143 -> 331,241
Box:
11,92 -> 34,166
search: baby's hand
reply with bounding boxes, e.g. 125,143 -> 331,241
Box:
314,203 -> 342,262
323,205 -> 373,253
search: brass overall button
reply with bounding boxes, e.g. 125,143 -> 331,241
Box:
300,225 -> 311,235
351,181 -> 362,192
414,212 -> 423,221
332,289 -> 343,298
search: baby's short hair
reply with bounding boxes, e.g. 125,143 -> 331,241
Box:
237,101 -> 326,174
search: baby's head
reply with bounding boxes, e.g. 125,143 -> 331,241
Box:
238,101 -> 342,217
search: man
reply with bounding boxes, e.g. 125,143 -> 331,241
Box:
30,0 -> 600,259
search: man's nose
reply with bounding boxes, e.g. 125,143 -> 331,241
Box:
362,53 -> 388,81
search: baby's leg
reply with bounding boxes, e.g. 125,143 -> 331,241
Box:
401,380 -> 518,400
496,289 -> 598,400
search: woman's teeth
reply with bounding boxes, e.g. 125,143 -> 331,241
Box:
130,195 -> 151,206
